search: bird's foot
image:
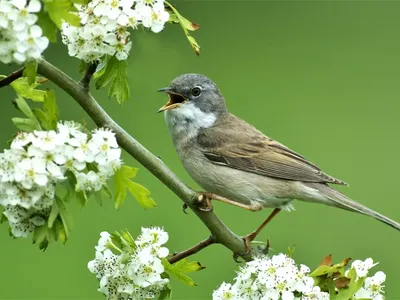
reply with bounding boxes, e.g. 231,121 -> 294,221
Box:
242,232 -> 256,254
195,192 -> 214,212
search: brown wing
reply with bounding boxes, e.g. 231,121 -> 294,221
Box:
197,113 -> 348,186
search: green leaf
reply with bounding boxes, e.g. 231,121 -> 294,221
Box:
36,11 -> 58,43
114,165 -> 156,209
311,257 -> 351,277
158,287 -> 172,300
43,0 -> 81,28
48,201 -> 59,228
72,0 -> 89,4
53,218 -> 67,244
23,60 -> 38,85
12,117 -> 39,132
95,56 -> 130,104
43,90 -> 59,130
12,96 -> 41,131
126,181 -> 156,209
10,78 -> 46,102
165,2 -> 200,55
162,258 -> 204,287
55,197 -> 73,240
332,269 -> 365,300
0,213 -> 7,224
33,225 -> 48,245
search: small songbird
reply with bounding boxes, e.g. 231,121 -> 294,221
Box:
158,73 -> 400,245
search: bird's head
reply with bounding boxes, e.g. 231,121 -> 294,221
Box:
157,73 -> 227,117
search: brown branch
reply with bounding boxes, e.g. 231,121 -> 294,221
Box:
0,68 -> 24,88
35,58 -> 259,262
79,62 -> 98,90
168,236 -> 215,264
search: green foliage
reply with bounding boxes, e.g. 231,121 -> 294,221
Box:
33,90 -> 60,130
114,165 -> 156,209
165,2 -> 201,55
41,0 -> 81,28
95,56 -> 130,104
310,255 -> 367,299
162,258 -> 205,287
36,10 -> 59,42
10,77 -> 47,102
12,96 -> 42,131
23,60 -> 38,85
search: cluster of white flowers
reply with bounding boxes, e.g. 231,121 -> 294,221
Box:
351,258 -> 386,300
88,227 -> 170,299
0,0 -> 49,64
213,255 -> 386,300
0,121 -> 121,237
61,0 -> 170,62
213,254 -> 329,300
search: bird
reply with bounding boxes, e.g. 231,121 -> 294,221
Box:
157,73 -> 400,247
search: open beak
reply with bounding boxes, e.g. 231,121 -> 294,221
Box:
157,87 -> 187,113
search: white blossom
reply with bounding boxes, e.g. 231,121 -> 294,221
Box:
0,0 -> 49,64
213,254 -> 320,300
61,0 -> 170,62
88,227 -> 170,300
354,271 -> 386,300
351,258 -> 378,278
0,121 -> 121,239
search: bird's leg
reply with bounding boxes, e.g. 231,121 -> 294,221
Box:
243,208 -> 281,252
195,192 -> 264,212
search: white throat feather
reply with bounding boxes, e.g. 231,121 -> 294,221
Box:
164,102 -> 217,145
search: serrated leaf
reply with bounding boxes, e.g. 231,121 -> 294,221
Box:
126,181 -> 156,209
43,0 -> 81,28
23,60 -> 37,85
13,96 -> 41,131
43,90 -> 59,130
12,117 -> 39,132
36,11 -> 58,42
114,165 -> 156,209
33,225 -> 47,245
53,218 -> 67,243
95,56 -> 130,103
165,1 -> 200,55
55,197 -> 73,239
162,258 -> 204,287
10,78 -> 46,102
119,230 -> 136,248
311,257 -> 351,277
158,287 -> 172,300
332,269 -> 365,300
48,201 -> 59,228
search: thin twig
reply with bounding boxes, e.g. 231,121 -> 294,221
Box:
168,236 -> 215,264
79,62 -> 98,90
36,58 -> 257,261
0,68 -> 24,88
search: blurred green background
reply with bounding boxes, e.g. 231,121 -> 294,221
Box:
1,0 -> 400,299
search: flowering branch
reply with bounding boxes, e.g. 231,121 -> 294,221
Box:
35,58 -> 256,261
168,235 -> 215,264
0,68 -> 24,88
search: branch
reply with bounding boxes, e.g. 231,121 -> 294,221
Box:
168,236 -> 215,264
0,68 -> 24,88
36,58 -> 255,261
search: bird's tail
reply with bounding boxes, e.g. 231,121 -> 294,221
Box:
306,183 -> 400,231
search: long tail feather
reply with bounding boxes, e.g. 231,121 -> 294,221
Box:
308,183 -> 400,231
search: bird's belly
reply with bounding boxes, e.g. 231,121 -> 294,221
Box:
180,150 -> 296,209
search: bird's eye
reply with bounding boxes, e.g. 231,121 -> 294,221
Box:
191,86 -> 202,97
